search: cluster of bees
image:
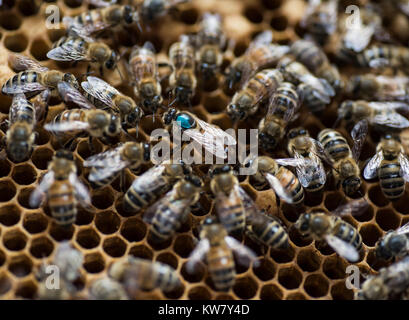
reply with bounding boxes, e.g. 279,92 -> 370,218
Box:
2,0 -> 409,300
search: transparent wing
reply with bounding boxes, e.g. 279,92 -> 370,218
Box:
399,153 -> 409,182
195,118 -> 236,146
29,171 -> 55,207
363,151 -> 383,179
225,236 -> 259,266
9,93 -> 30,125
143,189 -> 174,224
325,234 -> 359,262
47,42 -> 88,61
81,76 -> 117,108
44,120 -> 90,132
396,221 -> 409,236
83,0 -> 117,7
236,185 -> 258,218
8,53 -> 48,72
58,82 -> 95,109
185,239 -> 210,274
331,199 -> 369,217
299,73 -> 335,97
351,119 -> 368,160
63,16 -> 111,41
371,112 -> 409,128
275,157 -> 311,167
249,30 -> 273,49
130,165 -> 167,193
2,81 -> 47,94
368,101 -> 409,112
183,128 -> 227,159
69,172 -> 91,207
294,153 -> 326,188
265,172 -> 294,204
368,58 -> 390,68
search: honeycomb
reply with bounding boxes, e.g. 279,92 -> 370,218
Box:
0,0 -> 406,300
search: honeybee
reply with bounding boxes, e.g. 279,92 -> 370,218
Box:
83,141 -> 150,189
143,175 -> 203,243
47,36 -> 118,75
300,0 -> 338,43
89,277 -> 129,300
363,134 -> 409,200
246,155 -> 306,205
227,68 -> 283,121
140,0 -> 190,22
287,127 -> 327,192
356,44 -> 409,69
337,100 -> 409,130
1,54 -> 79,97
277,56 -> 335,112
375,222 -> 409,261
258,82 -> 301,151
195,12 -> 226,82
395,0 -> 409,17
29,150 -> 91,227
186,216 -> 258,291
162,108 -> 236,159
347,74 -> 409,102
82,76 -> 144,130
224,30 -> 289,91
167,35 -> 197,106
295,200 -> 368,262
123,160 -> 190,213
129,42 -> 163,113
109,256 -> 182,294
356,256 -> 409,300
63,5 -> 141,41
3,94 -> 37,163
290,39 -> 343,92
318,120 -> 368,196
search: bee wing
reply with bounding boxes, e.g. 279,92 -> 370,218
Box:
63,16 -> 111,41
2,81 -> 47,94
351,119 -> 368,160
8,53 -> 49,72
47,42 -> 88,61
84,0 -> 116,7
9,93 -> 30,124
325,234 -> 359,262
236,185 -> 259,218
249,30 -> 273,49
331,198 -> 369,217
309,137 -> 333,165
371,112 -> 409,128
183,128 -> 228,159
399,153 -> 409,183
29,171 -> 55,208
44,120 -> 90,132
69,172 -> 91,207
368,101 -> 409,112
293,153 -> 325,188
185,239 -> 210,274
275,157 -> 311,168
299,73 -> 335,98
368,57 -> 390,68
225,236 -> 259,266
57,82 -> 95,109
130,165 -> 167,193
81,76 -> 117,108
343,23 -> 374,53
363,150 -> 383,180
143,41 -> 156,53
396,221 -> 409,236
265,172 -> 294,204
195,118 -> 236,146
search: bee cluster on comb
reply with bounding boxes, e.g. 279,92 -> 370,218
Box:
0,0 -> 409,301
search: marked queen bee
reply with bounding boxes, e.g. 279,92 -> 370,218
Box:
29,150 -> 91,227
375,221 -> 409,261
295,199 -> 368,262
186,216 -> 258,291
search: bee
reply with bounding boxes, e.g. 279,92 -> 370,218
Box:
363,134 -> 409,200
395,0 -> 409,17
290,39 -> 343,92
168,35 -> 197,106
300,0 -> 338,44
356,256 -> 409,300
129,42 -> 163,113
337,100 -> 409,130
140,0 -> 190,22
347,74 -> 409,102
46,36 -> 119,75
123,160 -> 190,213
143,175 -> 203,243
82,76 -> 144,130
89,277 -> 129,300
258,82 -> 301,151
287,127 -> 327,193
224,30 -> 289,91
186,216 -> 257,291
3,94 -> 37,163
356,44 -> 409,69
162,108 -> 236,159
63,5 -> 141,42
318,120 -> 368,196
195,12 -> 226,82
375,222 -> 409,261
295,200 -> 368,262
29,150 -> 91,227
83,141 -> 150,189
227,68 -> 284,121
109,256 -> 182,293
1,54 -> 79,98
246,155 -> 306,205
277,56 -> 335,113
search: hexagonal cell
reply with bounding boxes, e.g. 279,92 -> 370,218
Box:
3,229 -> 27,251
0,249 -> 5,267
163,283 -> 185,299
0,274 -> 12,296
15,280 -> 37,299
270,246 -> 295,263
0,180 -> 17,203
353,205 -> 374,222
129,244 -> 153,260
322,256 -> 348,280
286,293 -> 307,300
8,254 -> 32,277
18,187 -> 36,209
156,252 -> 178,270
23,212 -> 48,234
360,224 -> 383,247
76,228 -> 101,249
173,234 -> 195,258
233,276 -> 258,299
368,185 -> 389,207
77,139 -> 103,161
0,204 -> 20,226
93,210 -> 120,235
375,208 -> 401,231
83,252 -> 105,274
181,261 -> 205,283
91,188 -> 115,210
4,33 -> 28,52
0,11 -> 22,30
304,274 -> 330,298
188,286 -> 211,300
31,147 -> 53,170
11,164 -> 37,185
261,0 -> 283,10
331,280 -> 354,300
75,208 -> 94,226
278,266 -> 302,290
29,236 -> 54,259
297,248 -> 321,272
30,38 -> 50,61
270,15 -> 288,31
120,217 -> 146,241
103,237 -> 127,257
244,6 -> 263,23
179,7 -> 199,25
49,224 -> 75,242
253,258 -> 276,281
289,227 -> 313,247
260,284 -> 283,300
0,159 -> 11,177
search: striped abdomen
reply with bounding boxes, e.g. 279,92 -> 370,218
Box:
52,109 -> 86,136
2,71 -> 41,95
248,45 -> 284,69
207,245 -> 236,291
48,180 -> 77,226
333,218 -> 362,251
291,40 -> 327,73
133,261 -> 180,292
275,167 -> 304,204
217,193 -> 246,235
318,129 -> 351,162
123,184 -> 170,213
72,9 -> 105,30
251,216 -> 289,249
84,88 -> 117,110
89,167 -> 120,189
170,43 -> 195,70
267,82 -> 298,121
11,99 -> 35,125
130,50 -> 157,83
53,36 -> 87,52
246,69 -> 282,102
378,161 -> 405,200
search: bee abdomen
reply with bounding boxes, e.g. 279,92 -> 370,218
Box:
254,221 -> 289,249
89,168 -> 118,189
150,206 -> 183,242
217,204 -> 245,234
277,168 -> 304,204
2,72 -> 39,95
207,248 -> 236,290
123,187 -> 164,213
335,222 -> 362,250
319,130 -> 350,161
379,162 -> 405,199
48,182 -> 77,226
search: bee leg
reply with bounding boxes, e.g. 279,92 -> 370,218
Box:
88,136 -> 95,155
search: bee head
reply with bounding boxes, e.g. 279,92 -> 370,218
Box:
63,73 -> 79,90
123,5 -> 136,24
200,62 -> 217,81
209,164 -> 232,177
227,103 -> 246,121
162,108 -> 177,125
342,176 -> 361,196
295,213 -> 312,236
143,94 -> 163,113
179,175 -> 203,198
55,149 -> 74,161
126,106 -> 144,128
105,51 -> 118,70
174,86 -> 193,105
106,113 -> 121,137
288,127 -> 307,140
338,101 -> 354,121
